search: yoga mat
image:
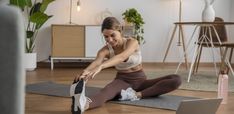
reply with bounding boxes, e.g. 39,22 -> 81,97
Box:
26,81 -> 199,110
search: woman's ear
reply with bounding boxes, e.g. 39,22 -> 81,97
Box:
120,26 -> 123,32
118,26 -> 123,35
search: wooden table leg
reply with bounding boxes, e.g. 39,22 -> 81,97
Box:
179,25 -> 189,69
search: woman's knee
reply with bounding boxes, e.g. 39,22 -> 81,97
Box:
168,74 -> 182,89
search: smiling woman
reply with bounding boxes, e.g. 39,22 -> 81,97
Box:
69,17 -> 182,114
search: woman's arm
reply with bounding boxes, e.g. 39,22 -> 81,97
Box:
100,38 -> 139,69
84,46 -> 109,71
80,38 -> 139,80
75,46 -> 109,81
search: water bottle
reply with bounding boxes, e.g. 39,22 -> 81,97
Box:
218,71 -> 229,104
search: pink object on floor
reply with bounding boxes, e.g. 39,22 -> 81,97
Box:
218,73 -> 229,104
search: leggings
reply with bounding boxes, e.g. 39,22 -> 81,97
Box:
88,70 -> 181,109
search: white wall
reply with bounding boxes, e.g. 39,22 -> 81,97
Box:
35,0 -> 232,62
230,1 -> 234,41
231,1 -> 234,21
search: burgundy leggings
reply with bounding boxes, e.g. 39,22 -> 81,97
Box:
88,70 -> 181,109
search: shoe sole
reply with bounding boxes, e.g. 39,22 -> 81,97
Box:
71,79 -> 85,114
71,96 -> 81,114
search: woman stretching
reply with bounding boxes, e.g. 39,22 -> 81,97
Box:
70,17 -> 182,114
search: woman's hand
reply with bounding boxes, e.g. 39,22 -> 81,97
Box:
84,65 -> 103,81
74,65 -> 103,82
74,70 -> 90,82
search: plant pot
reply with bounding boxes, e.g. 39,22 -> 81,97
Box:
25,53 -> 37,71
124,19 -> 134,26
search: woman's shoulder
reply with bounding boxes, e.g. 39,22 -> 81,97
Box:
99,45 -> 109,52
125,37 -> 138,45
125,37 -> 137,41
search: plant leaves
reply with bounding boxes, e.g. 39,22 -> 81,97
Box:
40,0 -> 55,12
26,0 -> 32,7
122,8 -> 145,44
10,0 -> 54,53
36,15 -> 52,29
9,0 -> 32,9
26,31 -> 34,38
30,12 -> 52,29
29,3 -> 42,16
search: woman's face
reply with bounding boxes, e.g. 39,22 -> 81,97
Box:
102,29 -> 122,47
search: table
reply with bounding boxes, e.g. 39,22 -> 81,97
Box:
163,21 -> 234,82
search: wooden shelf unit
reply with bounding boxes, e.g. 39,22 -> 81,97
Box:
51,24 -> 85,57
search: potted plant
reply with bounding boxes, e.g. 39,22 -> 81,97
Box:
122,8 -> 145,44
10,0 -> 54,70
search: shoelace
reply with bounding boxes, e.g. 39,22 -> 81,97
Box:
126,88 -> 139,101
86,97 -> 92,103
119,87 -> 140,101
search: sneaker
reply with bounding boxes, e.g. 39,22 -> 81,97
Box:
70,79 -> 84,96
70,79 -> 87,114
119,87 -> 140,101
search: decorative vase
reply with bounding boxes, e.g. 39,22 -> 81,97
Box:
202,0 -> 216,22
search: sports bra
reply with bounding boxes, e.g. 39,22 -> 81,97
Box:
107,39 -> 142,70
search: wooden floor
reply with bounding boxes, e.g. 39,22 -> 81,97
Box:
26,64 -> 234,114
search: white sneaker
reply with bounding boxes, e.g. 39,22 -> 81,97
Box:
70,79 -> 86,114
119,87 -> 140,101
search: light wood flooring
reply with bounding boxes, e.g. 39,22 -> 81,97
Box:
26,64 -> 234,114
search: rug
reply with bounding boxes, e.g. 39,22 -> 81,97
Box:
145,70 -> 234,92
26,81 -> 199,110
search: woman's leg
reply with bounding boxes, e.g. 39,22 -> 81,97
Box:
88,79 -> 130,109
137,74 -> 181,98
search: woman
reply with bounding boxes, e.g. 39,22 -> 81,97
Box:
70,17 -> 181,114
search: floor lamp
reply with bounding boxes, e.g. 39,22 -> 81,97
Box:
177,0 -> 183,46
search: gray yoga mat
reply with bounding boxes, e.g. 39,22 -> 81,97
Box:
26,81 -> 199,110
